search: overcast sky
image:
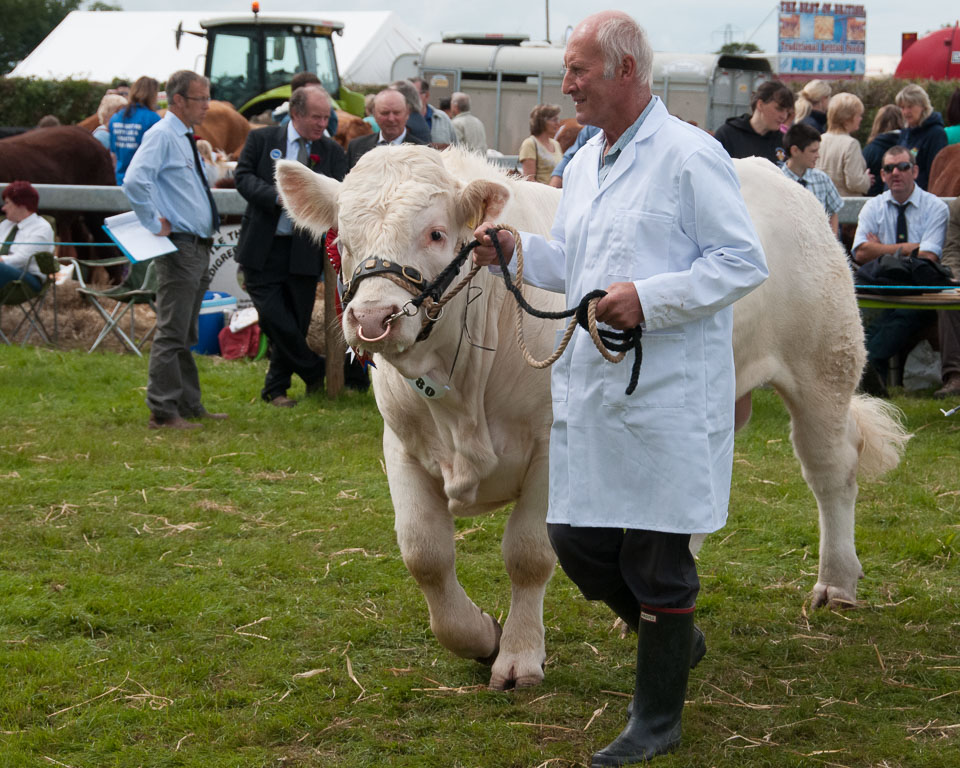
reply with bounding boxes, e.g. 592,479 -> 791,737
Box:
112,1 -> 956,56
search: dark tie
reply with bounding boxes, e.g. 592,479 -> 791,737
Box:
187,133 -> 221,233
0,223 -> 18,256
797,178 -> 808,188
895,203 -> 909,243
296,137 -> 309,165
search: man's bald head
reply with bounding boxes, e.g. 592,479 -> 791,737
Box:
569,11 -> 653,88
373,89 -> 410,143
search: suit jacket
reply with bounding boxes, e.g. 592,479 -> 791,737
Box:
234,125 -> 347,275
347,131 -> 428,170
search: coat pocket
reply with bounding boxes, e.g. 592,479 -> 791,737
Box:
607,210 -> 673,278
601,330 -> 686,409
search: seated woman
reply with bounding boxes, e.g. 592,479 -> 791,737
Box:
817,92 -> 872,197
862,105 -> 903,196
713,80 -> 794,164
518,104 -> 563,183
0,181 -> 55,292
93,93 -> 127,153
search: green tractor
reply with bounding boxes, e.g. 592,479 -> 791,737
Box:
176,6 -> 365,118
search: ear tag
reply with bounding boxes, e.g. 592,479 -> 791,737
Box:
404,373 -> 450,400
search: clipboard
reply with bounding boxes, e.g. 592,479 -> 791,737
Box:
102,211 -> 177,263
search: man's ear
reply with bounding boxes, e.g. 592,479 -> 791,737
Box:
275,160 -> 340,242
456,179 -> 511,230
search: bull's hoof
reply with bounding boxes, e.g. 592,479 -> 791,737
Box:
811,582 -> 858,609
488,661 -> 545,691
473,612 -> 502,667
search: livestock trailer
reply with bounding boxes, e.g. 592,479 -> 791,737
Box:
416,43 -> 773,154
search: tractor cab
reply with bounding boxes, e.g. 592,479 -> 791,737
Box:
177,7 -> 363,118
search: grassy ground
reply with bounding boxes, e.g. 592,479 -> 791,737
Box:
0,346 -> 957,768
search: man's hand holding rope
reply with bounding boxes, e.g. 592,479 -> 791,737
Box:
472,222 -> 645,329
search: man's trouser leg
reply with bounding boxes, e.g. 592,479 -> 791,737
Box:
938,310 -> 960,385
147,238 -> 211,419
548,525 -> 700,766
864,308 -> 931,383
244,239 -> 325,401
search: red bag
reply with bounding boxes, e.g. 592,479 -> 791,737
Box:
218,323 -> 261,359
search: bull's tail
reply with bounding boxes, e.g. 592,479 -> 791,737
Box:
852,394 -> 910,480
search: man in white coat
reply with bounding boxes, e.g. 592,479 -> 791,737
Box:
473,11 -> 768,767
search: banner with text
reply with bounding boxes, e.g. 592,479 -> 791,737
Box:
777,2 -> 866,78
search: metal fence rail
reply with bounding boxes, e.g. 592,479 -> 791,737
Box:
0,181 -> 954,225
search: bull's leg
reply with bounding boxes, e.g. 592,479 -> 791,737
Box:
385,430 -> 501,664
777,386 -> 862,608
492,452 -> 556,690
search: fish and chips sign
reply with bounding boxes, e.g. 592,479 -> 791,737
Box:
778,2 -> 866,79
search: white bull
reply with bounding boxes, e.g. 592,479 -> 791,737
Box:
276,146 -> 908,690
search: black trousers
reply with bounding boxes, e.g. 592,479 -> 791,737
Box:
547,524 -> 700,610
242,237 -> 325,401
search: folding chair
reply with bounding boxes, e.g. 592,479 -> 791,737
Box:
69,257 -> 159,356
0,251 -> 60,347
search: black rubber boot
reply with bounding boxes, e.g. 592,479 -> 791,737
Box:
604,586 -> 705,669
592,607 -> 695,767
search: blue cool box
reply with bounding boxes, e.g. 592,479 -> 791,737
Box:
192,291 -> 237,355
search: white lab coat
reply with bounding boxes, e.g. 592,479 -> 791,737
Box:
518,97 -> 768,533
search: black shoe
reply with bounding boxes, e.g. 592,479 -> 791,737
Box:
592,607 -> 694,767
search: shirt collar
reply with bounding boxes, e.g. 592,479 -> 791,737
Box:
603,96 -> 658,161
885,184 -> 921,209
165,110 -> 192,135
287,121 -> 305,145
379,128 -> 407,145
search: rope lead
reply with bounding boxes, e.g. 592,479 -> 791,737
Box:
487,226 -> 643,395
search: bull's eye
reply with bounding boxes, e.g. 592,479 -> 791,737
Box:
430,231 -> 443,242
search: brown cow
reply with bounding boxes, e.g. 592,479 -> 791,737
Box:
554,117 -> 582,152
928,143 -> 960,197
0,126 -> 118,270
334,109 -> 371,151
194,100 -> 253,158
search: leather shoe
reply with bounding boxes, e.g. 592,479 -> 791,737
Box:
268,394 -> 297,408
934,377 -> 960,400
149,414 -> 202,430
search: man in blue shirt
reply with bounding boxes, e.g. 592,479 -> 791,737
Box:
853,145 -> 949,396
123,70 -> 226,430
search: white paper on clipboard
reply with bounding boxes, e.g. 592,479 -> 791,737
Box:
102,211 -> 176,263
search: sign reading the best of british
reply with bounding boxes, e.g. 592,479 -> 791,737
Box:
777,2 -> 866,78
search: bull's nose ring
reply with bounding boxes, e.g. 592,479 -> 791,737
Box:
358,326 -> 391,343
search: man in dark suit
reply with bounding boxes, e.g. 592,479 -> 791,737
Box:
347,89 -> 428,169
235,84 -> 347,407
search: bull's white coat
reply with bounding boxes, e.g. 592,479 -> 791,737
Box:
277,145 -> 908,689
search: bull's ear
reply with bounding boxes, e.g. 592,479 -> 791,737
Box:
456,179 -> 511,229
275,159 -> 340,242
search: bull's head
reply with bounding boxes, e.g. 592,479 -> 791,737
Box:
276,146 -> 510,376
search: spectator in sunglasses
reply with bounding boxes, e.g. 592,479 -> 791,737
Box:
852,145 -> 949,396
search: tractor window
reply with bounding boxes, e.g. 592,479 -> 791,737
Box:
300,35 -> 340,97
208,30 -> 260,108
264,31 -> 302,92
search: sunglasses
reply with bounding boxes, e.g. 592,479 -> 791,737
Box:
882,161 -> 914,173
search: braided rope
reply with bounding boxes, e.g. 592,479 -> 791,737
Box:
495,224 -> 629,369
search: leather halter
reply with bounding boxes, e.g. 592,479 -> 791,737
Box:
341,257 -> 426,306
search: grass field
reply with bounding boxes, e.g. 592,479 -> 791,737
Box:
0,345 -> 957,768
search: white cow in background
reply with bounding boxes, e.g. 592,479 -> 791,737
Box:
276,146 -> 908,690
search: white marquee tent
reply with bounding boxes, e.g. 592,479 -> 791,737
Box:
10,10 -> 423,85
